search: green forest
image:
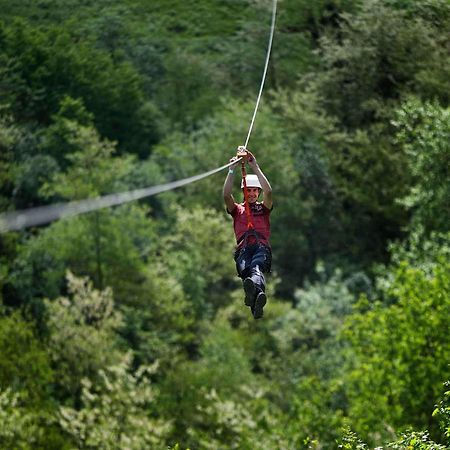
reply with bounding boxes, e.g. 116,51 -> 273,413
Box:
0,0 -> 449,448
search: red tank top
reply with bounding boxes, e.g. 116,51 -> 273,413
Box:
228,202 -> 272,249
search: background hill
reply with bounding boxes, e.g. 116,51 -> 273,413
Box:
0,0 -> 449,448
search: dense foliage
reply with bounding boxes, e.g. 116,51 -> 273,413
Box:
0,0 -> 449,448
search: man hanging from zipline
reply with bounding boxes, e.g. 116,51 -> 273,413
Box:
223,146 -> 273,319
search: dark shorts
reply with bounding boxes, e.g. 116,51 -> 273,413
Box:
234,244 -> 272,279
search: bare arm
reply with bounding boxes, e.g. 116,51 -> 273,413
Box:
247,150 -> 273,210
223,157 -> 240,212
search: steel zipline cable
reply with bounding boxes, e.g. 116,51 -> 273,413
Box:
0,0 -> 278,234
244,0 -> 277,149
0,161 -> 237,233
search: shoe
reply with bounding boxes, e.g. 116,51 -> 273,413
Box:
253,292 -> 266,319
243,278 -> 256,307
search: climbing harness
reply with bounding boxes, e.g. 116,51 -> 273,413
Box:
0,0 -> 278,234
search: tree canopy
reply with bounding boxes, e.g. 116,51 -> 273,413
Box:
0,0 -> 449,448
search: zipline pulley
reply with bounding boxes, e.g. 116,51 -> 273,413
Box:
236,147 -> 249,161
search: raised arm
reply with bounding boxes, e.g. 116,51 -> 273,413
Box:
223,156 -> 240,213
246,150 -> 273,210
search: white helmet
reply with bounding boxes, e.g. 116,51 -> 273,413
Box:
241,174 -> 262,189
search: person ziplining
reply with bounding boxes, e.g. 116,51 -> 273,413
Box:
0,0 -> 279,321
0,0 -> 278,323
223,146 -> 273,319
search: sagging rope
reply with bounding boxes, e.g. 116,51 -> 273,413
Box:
0,0 -> 278,234
0,160 -> 239,233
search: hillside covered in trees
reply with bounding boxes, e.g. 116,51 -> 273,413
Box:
0,0 -> 449,448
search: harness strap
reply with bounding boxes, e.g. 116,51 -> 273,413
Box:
237,229 -> 264,248
241,161 -> 254,230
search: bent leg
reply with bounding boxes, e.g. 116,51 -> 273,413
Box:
249,265 -> 266,293
235,245 -> 258,308
248,245 -> 271,293
235,245 -> 271,318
